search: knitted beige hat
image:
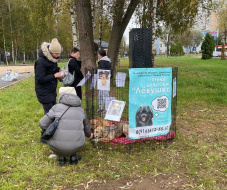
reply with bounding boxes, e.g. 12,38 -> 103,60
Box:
49,38 -> 62,53
59,87 -> 77,95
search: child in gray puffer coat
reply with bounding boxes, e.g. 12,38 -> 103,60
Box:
40,87 -> 93,166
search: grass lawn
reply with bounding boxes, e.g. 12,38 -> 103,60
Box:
0,56 -> 226,189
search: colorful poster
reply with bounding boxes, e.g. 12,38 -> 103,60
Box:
129,68 -> 172,139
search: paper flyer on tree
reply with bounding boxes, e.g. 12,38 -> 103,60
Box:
76,72 -> 91,87
129,68 -> 172,139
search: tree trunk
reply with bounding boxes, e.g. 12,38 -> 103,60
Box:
98,0 -> 103,48
36,36 -> 39,59
75,0 -> 96,72
151,0 -> 157,66
53,1 -> 60,37
69,5 -> 79,48
224,27 -> 227,45
8,1 -> 15,64
15,42 -> 17,64
166,33 -> 169,57
142,0 -> 146,28
22,6 -> 26,64
108,0 -> 140,72
91,0 -> 96,34
1,13 -> 8,65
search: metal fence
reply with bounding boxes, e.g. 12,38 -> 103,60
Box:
84,67 -> 177,153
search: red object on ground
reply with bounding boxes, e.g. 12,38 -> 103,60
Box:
100,120 -> 175,144
109,131 -> 175,145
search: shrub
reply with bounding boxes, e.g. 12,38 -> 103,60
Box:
170,43 -> 176,56
201,33 -> 215,59
176,42 -> 184,56
170,42 -> 184,56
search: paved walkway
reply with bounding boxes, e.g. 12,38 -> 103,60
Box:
0,73 -> 34,90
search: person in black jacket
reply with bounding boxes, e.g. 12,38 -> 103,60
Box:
97,49 -> 111,114
68,48 -> 84,100
35,38 -> 62,144
35,38 -> 62,114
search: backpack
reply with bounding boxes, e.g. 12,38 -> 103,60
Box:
62,58 -> 75,86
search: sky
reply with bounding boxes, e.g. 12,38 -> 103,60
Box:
123,15 -> 139,45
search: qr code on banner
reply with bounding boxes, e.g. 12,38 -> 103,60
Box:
157,98 -> 167,109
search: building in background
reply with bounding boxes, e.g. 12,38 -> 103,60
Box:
155,0 -> 226,55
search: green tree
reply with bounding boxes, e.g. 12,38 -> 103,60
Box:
217,1 -> 227,44
136,0 -> 213,34
170,43 -> 176,56
176,42 -> 184,56
75,0 -> 140,71
173,29 -> 193,47
191,30 -> 204,47
0,0 -> 218,65
93,15 -> 112,43
201,33 -> 215,59
173,30 -> 203,53
107,0 -> 140,71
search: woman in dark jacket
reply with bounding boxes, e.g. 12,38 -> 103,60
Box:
34,38 -> 62,114
68,48 -> 84,100
40,87 -> 92,165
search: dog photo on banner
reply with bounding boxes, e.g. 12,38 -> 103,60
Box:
129,68 -> 172,139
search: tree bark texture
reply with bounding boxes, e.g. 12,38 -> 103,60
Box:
69,5 -> 79,48
8,1 -> 15,64
75,0 -> 96,71
152,0 -> 157,66
1,13 -> 8,65
108,0 -> 140,71
91,0 -> 96,34
98,0 -> 103,48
